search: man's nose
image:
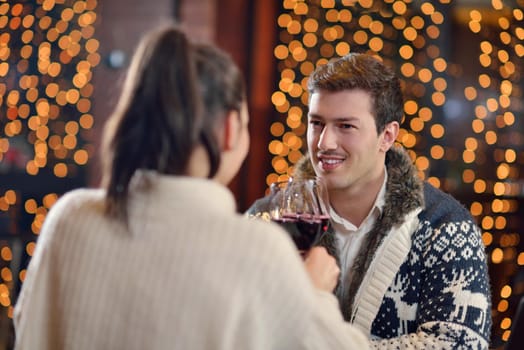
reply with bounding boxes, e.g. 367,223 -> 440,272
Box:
317,125 -> 337,150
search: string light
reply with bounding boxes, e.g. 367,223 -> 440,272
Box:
0,0 -> 99,320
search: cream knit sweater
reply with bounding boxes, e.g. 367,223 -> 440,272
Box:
14,173 -> 368,350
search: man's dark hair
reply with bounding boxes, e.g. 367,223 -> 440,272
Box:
308,53 -> 404,134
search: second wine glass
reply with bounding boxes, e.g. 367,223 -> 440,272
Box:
270,177 -> 330,253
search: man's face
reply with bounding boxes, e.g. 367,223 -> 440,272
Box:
307,89 -> 392,194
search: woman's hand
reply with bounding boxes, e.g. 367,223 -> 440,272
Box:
303,246 -> 340,292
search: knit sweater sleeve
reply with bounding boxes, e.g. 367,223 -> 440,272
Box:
234,218 -> 370,350
13,190 -> 81,350
370,216 -> 491,350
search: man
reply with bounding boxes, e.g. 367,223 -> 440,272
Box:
248,53 -> 491,348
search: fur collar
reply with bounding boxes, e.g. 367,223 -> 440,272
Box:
294,145 -> 424,320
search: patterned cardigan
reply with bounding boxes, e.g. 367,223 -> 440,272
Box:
247,146 -> 492,349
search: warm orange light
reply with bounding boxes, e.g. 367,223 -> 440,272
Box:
400,62 -> 415,77
485,130 -> 497,145
481,232 -> 492,246
496,163 -> 510,180
500,285 -> 512,298
287,20 -> 301,35
415,156 -> 429,171
392,1 -> 407,15
399,45 -> 414,60
302,33 -> 317,48
369,37 -> 383,52
403,27 -> 417,41
73,149 -> 88,165
303,18 -> 318,32
430,124 -> 444,138
473,179 -> 486,193
492,248 -> 503,264
478,74 -> 491,88
272,156 -> 289,174
293,1 -> 308,15
339,9 -> 352,22
461,169 -> 474,183
353,30 -> 368,45
418,68 -> 432,83
470,202 -> 483,217
335,42 -> 350,56
428,145 -> 443,160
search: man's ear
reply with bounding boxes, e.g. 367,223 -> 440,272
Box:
380,121 -> 399,152
223,110 -> 240,151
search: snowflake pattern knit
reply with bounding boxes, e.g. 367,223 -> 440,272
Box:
372,218 -> 491,349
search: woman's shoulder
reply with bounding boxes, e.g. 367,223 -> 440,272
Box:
52,188 -> 105,212
30,188 -> 106,253
44,188 -> 105,227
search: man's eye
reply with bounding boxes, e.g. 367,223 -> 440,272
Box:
339,123 -> 354,129
309,120 -> 323,127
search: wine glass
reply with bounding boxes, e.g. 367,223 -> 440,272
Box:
268,177 -> 330,254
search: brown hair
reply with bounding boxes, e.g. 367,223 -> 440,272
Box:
307,53 -> 403,133
101,24 -> 245,220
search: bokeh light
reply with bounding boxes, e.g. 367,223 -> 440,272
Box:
0,0 -> 99,320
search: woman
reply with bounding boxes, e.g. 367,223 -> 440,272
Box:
14,25 -> 367,349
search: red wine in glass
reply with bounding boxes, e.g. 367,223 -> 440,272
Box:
272,213 -> 330,252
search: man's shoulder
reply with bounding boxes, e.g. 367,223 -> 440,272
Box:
421,182 -> 475,225
245,195 -> 272,217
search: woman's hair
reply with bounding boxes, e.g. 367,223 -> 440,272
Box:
307,53 -> 403,134
101,24 -> 245,220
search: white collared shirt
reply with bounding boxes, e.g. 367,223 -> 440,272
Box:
329,169 -> 388,286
